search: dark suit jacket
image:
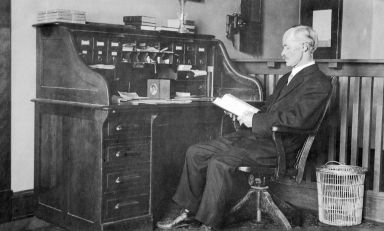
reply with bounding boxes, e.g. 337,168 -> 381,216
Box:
231,64 -> 332,166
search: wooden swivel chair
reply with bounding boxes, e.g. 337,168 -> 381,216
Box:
227,76 -> 337,229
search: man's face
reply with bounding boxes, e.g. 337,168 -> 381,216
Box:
281,29 -> 304,67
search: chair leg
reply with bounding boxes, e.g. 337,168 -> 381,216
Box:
228,183 -> 300,230
228,188 -> 296,230
229,188 -> 257,214
260,190 -> 292,230
268,191 -> 298,217
256,190 -> 261,222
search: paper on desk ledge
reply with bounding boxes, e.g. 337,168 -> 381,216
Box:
176,92 -> 191,97
89,64 -> 115,69
118,91 -> 139,100
111,95 -> 128,104
190,69 -> 207,77
177,65 -> 192,71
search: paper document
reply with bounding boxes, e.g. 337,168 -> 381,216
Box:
89,64 -> 115,69
190,70 -> 207,77
213,94 -> 260,116
130,99 -> 192,105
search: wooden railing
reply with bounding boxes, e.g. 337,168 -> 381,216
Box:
234,59 -> 384,222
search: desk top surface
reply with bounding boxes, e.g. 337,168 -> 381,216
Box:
32,98 -> 265,111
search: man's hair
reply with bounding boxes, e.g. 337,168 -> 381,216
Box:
290,25 -> 318,53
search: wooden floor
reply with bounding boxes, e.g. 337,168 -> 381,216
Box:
1,214 -> 384,231
0,217 -> 64,231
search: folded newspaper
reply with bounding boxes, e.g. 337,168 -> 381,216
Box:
213,94 -> 260,116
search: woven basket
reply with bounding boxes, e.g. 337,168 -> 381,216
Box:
316,161 -> 368,226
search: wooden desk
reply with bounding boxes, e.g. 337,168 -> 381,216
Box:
33,22 -> 263,230
34,99 -> 233,230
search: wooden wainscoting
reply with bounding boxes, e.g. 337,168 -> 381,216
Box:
0,0 -> 12,224
235,59 -> 384,222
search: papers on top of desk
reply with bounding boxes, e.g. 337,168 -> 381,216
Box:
176,65 -> 207,77
118,92 -> 142,100
174,93 -> 214,101
130,99 -> 192,105
112,92 -> 192,105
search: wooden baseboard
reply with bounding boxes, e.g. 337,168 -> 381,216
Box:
0,189 -> 13,223
270,179 -> 384,223
364,191 -> 384,223
6,184 -> 384,224
11,190 -> 37,221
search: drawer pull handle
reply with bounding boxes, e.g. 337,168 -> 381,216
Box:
116,124 -> 140,131
116,149 -> 132,157
115,174 -> 140,184
115,201 -> 139,209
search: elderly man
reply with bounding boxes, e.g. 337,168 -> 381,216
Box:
157,25 -> 332,230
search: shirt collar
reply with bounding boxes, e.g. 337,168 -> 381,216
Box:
291,61 -> 315,77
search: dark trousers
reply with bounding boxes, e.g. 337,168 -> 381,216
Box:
172,131 -> 262,229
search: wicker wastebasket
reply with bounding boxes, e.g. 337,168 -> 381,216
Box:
316,161 -> 368,226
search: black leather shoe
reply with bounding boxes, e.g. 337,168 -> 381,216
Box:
200,224 -> 215,231
157,209 -> 197,229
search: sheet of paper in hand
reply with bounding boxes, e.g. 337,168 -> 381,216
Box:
213,94 -> 260,116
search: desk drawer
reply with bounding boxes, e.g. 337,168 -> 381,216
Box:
107,119 -> 151,137
106,167 -> 150,192
105,191 -> 149,220
106,140 -> 150,163
107,120 -> 150,137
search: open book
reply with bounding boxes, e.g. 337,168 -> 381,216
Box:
213,94 -> 260,116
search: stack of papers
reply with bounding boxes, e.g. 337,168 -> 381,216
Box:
37,9 -> 86,24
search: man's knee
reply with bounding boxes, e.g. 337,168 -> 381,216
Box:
207,156 -> 234,175
209,154 -> 239,169
185,143 -> 206,164
185,144 -> 199,158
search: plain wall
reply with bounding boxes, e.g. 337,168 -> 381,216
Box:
341,0 -> 384,59
11,0 -> 299,192
341,0 -> 373,59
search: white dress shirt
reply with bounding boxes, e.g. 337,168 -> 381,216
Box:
287,61 -> 315,85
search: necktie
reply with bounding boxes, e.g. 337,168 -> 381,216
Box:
287,74 -> 294,85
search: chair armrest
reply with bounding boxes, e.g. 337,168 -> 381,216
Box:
271,125 -> 316,135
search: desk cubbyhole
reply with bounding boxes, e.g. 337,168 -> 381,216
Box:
93,50 -> 107,64
79,49 -> 93,64
77,36 -> 93,49
109,38 -> 122,50
107,50 -> 121,64
94,37 -> 108,50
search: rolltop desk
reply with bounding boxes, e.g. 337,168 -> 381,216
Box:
33,22 -> 263,230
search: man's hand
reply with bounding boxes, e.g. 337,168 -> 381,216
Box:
238,110 -> 254,128
224,111 -> 237,121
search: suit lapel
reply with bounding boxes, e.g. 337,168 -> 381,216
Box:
269,74 -> 289,106
273,64 -> 319,103
275,73 -> 304,102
